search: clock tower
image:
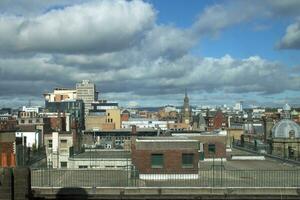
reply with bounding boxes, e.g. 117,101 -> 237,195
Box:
182,89 -> 191,125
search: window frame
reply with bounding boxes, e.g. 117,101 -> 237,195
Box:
182,153 -> 194,168
60,161 -> 68,168
208,143 -> 216,154
151,153 -> 164,168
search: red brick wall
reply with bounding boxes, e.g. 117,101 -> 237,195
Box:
213,111 -> 224,129
203,142 -> 226,158
49,117 -> 66,131
0,119 -> 17,131
121,113 -> 129,122
132,148 -> 199,174
0,142 -> 15,167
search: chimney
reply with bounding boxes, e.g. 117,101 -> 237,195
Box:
131,125 -> 137,136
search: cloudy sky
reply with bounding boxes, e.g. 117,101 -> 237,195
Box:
0,0 -> 300,108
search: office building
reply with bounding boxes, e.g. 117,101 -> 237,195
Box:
76,80 -> 98,117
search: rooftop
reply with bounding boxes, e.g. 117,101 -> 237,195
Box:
71,150 -> 131,159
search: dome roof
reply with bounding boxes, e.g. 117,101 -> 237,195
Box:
272,119 -> 300,138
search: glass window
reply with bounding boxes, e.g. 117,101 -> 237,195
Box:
61,162 -> 67,168
182,153 -> 194,168
48,140 -> 52,148
208,144 -> 216,154
151,154 -> 164,168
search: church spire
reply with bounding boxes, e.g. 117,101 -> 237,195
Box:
184,88 -> 189,103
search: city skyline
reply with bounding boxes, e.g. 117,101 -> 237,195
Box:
1,0 -> 300,108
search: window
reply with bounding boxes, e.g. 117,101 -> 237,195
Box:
151,154 -> 164,168
79,165 -> 88,168
48,140 -> 52,148
61,162 -> 67,168
60,139 -> 68,148
107,112 -> 110,116
289,130 -> 295,138
208,144 -> 216,154
21,120 -> 25,124
28,119 -> 32,123
182,153 -> 194,168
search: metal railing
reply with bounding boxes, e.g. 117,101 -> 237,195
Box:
31,168 -> 300,188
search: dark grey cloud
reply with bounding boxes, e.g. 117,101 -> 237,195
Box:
1,0 -> 300,107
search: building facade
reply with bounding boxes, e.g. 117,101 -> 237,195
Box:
76,80 -> 98,117
131,137 -> 199,179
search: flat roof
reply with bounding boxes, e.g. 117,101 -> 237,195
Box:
71,150 -> 131,159
136,136 -> 198,142
200,148 -> 300,170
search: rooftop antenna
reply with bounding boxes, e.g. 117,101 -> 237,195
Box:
28,99 -> 32,107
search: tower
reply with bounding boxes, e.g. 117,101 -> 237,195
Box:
182,89 -> 191,125
76,80 -> 98,117
282,103 -> 291,119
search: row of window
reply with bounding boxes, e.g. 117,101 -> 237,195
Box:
151,153 -> 194,168
106,118 -> 113,123
20,119 -> 41,123
48,139 -> 67,148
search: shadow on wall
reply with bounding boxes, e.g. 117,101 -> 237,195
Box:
56,187 -> 88,200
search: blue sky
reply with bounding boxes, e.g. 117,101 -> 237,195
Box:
148,0 -> 299,66
0,0 -> 300,108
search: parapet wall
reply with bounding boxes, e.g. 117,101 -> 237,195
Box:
0,168 -> 31,200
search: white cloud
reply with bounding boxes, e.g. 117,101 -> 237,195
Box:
277,19 -> 300,49
1,0 -> 300,107
0,0 -> 155,54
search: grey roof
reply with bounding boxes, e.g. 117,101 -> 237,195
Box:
272,119 -> 300,138
72,150 -> 131,159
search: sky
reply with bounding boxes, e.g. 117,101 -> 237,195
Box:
0,0 -> 300,108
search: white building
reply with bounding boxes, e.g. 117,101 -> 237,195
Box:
68,150 -> 131,169
22,106 -> 42,113
234,101 -> 243,111
44,88 -> 77,102
45,132 -> 73,168
15,131 -> 41,149
122,118 -> 174,130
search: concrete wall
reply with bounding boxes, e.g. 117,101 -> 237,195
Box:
68,158 -> 131,169
106,109 -> 121,129
44,133 -> 73,168
85,115 -> 106,131
0,168 -> 31,200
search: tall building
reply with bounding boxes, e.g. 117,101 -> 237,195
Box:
76,80 -> 98,117
182,89 -> 191,125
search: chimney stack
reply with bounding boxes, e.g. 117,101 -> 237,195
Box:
131,125 -> 137,136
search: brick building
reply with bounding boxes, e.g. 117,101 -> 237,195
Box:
171,131 -> 227,160
131,137 -> 199,179
0,117 -> 17,167
207,110 -> 228,131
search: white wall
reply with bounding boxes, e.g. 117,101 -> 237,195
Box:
16,131 -> 41,148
